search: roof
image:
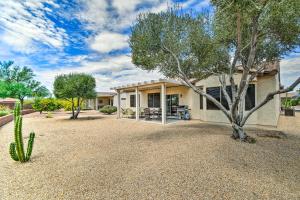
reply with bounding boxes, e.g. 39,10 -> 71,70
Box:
0,98 -> 17,103
236,61 -> 279,76
96,92 -> 116,97
111,79 -> 184,90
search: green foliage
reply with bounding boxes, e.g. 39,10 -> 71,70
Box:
0,110 -> 10,117
0,61 -> 49,106
53,73 -> 96,119
57,99 -> 82,111
212,0 -> 300,63
33,98 -> 62,113
283,98 -> 299,108
9,102 -> 35,162
130,7 -> 229,79
0,105 -> 11,117
99,105 -> 117,114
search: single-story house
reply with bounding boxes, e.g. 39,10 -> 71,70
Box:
84,92 -> 116,110
110,62 -> 281,126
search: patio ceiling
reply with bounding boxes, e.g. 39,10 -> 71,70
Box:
111,79 -> 186,92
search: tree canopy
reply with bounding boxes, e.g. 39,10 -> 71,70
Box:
0,61 -> 50,106
130,2 -> 300,142
53,73 -> 96,119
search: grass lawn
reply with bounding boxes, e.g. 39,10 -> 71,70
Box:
0,111 -> 299,199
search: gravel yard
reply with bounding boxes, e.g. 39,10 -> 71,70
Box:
0,111 -> 299,200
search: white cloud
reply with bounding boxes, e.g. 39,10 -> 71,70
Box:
34,54 -> 164,92
280,55 -> 300,88
90,32 -> 129,53
0,0 -> 67,53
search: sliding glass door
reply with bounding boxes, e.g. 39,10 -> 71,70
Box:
167,94 -> 179,116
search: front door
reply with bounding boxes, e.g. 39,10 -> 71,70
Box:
166,94 -> 179,116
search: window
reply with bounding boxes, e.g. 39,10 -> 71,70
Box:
121,98 -> 126,100
198,87 -> 203,110
245,84 -> 255,110
206,87 -> 221,110
221,86 -> 233,110
130,94 -> 140,107
130,95 -> 135,107
148,93 -> 160,108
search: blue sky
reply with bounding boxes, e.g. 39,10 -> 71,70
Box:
0,0 -> 299,92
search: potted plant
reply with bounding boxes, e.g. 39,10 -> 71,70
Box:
283,99 -> 295,116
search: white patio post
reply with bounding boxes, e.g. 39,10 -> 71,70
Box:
135,87 -> 139,121
117,90 -> 121,119
95,98 -> 98,110
161,83 -> 166,125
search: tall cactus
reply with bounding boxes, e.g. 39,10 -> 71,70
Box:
9,102 -> 35,162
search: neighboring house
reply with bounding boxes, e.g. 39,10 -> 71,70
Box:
111,62 -> 281,126
0,98 -> 17,109
85,92 -> 116,110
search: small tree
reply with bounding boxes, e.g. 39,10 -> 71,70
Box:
53,73 -> 96,119
130,3 -> 300,142
0,61 -> 50,107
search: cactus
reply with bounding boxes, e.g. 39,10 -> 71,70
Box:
9,102 -> 35,162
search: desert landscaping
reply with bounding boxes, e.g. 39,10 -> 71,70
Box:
0,111 -> 299,200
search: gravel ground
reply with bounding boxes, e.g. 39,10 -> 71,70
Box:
0,111 -> 299,200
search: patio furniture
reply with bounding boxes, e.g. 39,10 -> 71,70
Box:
144,108 -> 151,120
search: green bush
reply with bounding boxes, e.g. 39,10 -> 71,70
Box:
99,105 -> 117,114
57,99 -> 83,111
0,105 -> 11,116
0,110 -> 10,117
33,98 -> 62,113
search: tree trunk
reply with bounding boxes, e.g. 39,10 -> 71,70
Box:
20,98 -> 24,110
73,98 -> 81,119
71,98 -> 75,119
231,123 -> 255,143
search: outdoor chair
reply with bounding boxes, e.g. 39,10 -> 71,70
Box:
144,108 -> 151,120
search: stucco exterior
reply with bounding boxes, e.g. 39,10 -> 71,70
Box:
112,73 -> 281,127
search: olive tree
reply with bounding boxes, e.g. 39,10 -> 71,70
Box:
53,73 -> 96,119
130,2 -> 300,142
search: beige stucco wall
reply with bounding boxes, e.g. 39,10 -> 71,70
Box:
193,73 -> 280,126
116,73 -> 280,127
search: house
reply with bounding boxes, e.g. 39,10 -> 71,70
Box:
0,98 -> 17,109
85,92 -> 116,110
110,62 -> 281,126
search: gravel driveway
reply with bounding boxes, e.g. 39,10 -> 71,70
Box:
0,111 -> 299,200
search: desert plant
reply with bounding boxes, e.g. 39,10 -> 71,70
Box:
9,102 -> 35,162
99,105 -> 117,114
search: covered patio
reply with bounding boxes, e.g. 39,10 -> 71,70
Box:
111,79 -> 190,124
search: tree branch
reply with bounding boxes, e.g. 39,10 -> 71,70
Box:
241,77 -> 300,126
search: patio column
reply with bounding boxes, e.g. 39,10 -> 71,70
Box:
135,87 -> 139,121
161,83 -> 166,125
117,90 -> 121,119
95,98 -> 98,110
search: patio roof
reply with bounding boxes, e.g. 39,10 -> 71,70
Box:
110,79 -> 185,91
96,92 -> 116,97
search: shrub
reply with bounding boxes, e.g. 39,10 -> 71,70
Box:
99,105 -> 117,114
0,110 -> 10,117
57,99 -> 83,111
33,98 -> 62,114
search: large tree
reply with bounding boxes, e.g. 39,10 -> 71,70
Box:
130,2 -> 300,142
53,73 -> 96,119
0,61 -> 50,107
